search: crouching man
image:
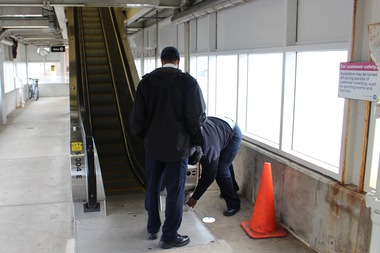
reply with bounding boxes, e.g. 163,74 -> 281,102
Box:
187,116 -> 242,216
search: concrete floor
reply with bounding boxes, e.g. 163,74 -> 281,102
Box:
0,97 -> 316,253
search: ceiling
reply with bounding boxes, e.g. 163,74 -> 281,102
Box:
0,0 -> 249,48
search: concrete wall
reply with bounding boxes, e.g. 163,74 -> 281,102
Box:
235,144 -> 372,253
38,83 -> 69,97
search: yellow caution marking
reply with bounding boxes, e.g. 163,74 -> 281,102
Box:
71,142 -> 83,152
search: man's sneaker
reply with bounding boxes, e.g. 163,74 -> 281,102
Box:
159,234 -> 190,249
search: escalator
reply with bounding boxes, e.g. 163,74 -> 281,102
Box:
72,7 -> 146,196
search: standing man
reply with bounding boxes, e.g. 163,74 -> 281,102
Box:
129,46 -> 206,249
187,116 -> 242,216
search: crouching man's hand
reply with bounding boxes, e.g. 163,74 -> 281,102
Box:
187,197 -> 197,208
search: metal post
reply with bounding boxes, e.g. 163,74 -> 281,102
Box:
155,10 -> 159,69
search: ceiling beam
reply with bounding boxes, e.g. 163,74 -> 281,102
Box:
55,6 -> 67,41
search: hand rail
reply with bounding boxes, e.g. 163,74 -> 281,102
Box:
84,136 -> 99,211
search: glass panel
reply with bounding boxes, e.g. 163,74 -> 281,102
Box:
196,56 -> 208,106
16,62 -> 27,88
179,56 -> 185,72
27,62 -> 62,83
292,51 -> 347,169
4,62 -> 15,93
134,58 -> 142,78
215,55 -> 238,120
369,115 -> 380,189
27,62 -> 43,80
44,62 -> 61,83
143,57 -> 155,75
246,53 -> 283,145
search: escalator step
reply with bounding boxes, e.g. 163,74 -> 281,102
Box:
82,20 -> 101,26
93,129 -> 124,143
84,42 -> 104,50
104,186 -> 146,195
86,57 -> 108,67
100,156 -> 130,164
88,83 -> 114,94
91,105 -> 118,117
87,66 -> 111,76
90,94 -> 115,105
87,74 -> 112,84
82,28 -> 102,34
93,117 -> 122,130
96,142 -> 126,156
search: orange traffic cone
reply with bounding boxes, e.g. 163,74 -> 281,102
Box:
240,162 -> 287,238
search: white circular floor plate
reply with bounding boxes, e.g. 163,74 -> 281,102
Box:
202,216 -> 215,223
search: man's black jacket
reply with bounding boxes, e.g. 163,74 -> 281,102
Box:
129,66 -> 206,162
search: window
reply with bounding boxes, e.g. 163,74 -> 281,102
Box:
15,62 -> 27,88
368,113 -> 380,190
215,55 -> 238,120
190,56 -> 208,106
27,62 -> 63,83
134,58 -> 142,78
290,51 -> 347,172
246,53 -> 283,147
4,62 -> 14,93
143,57 -> 155,75
188,50 -> 347,178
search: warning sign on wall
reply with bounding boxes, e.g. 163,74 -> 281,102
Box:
338,62 -> 380,102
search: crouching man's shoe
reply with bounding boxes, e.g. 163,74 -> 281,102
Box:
223,207 -> 240,217
148,233 -> 157,240
159,234 -> 190,249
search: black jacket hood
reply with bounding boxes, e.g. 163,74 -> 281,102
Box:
143,67 -> 183,88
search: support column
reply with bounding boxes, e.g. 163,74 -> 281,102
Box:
183,21 -> 190,73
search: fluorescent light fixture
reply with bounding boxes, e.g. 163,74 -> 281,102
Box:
2,26 -> 49,29
125,4 -> 157,7
0,14 -> 43,18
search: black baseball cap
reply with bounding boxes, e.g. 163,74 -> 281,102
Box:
160,46 -> 180,60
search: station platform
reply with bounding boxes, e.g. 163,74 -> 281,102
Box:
0,97 -> 316,253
